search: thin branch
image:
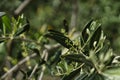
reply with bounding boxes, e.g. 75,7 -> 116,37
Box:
1,53 -> 37,80
38,65 -> 46,80
0,37 -> 41,45
14,0 -> 32,15
28,64 -> 38,80
38,49 -> 48,80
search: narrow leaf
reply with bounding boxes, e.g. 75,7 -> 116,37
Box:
82,19 -> 93,42
62,67 -> 81,80
90,26 -> 102,49
50,50 -> 61,65
62,54 -> 93,67
76,73 -> 88,80
14,22 -> 30,36
45,30 -> 74,49
63,19 -> 69,33
2,15 -> 12,32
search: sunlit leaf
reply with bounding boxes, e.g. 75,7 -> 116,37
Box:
2,15 -> 12,33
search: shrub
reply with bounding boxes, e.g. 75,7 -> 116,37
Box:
0,12 -> 120,80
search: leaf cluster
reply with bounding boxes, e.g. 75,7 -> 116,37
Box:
45,19 -> 120,80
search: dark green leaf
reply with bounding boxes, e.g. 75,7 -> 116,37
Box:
87,72 -> 97,80
90,26 -> 102,49
49,50 -> 61,65
14,22 -> 30,36
63,19 -> 69,33
48,30 -> 65,36
95,74 -> 105,80
62,54 -> 93,67
62,54 -> 85,60
45,30 -> 74,49
0,43 -> 7,64
82,19 -> 93,42
76,73 -> 104,80
31,48 -> 40,56
80,35 -> 85,47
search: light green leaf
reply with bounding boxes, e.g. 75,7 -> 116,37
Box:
103,67 -> 120,80
2,15 -> 12,33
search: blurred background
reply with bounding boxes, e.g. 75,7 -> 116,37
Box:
0,0 -> 120,54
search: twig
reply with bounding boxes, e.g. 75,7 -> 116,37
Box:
1,53 -> 37,79
14,0 -> 32,15
38,65 -> 46,80
0,37 -> 41,45
38,49 -> 48,80
28,64 -> 38,80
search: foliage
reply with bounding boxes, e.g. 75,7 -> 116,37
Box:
45,19 -> 120,80
0,12 -> 120,80
0,12 -> 46,79
1,0 -> 120,53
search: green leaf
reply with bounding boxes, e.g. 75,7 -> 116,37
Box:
100,41 -> 110,53
14,21 -> 30,36
63,19 -> 69,33
45,30 -> 74,49
0,43 -> 7,64
17,14 -> 25,27
49,50 -> 61,65
82,19 -> 93,43
48,30 -> 65,36
62,54 -> 93,67
103,67 -> 120,80
76,71 -> 104,80
62,54 -> 85,61
2,15 -> 12,33
90,26 -> 102,49
87,72 -> 97,80
62,67 -> 81,80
